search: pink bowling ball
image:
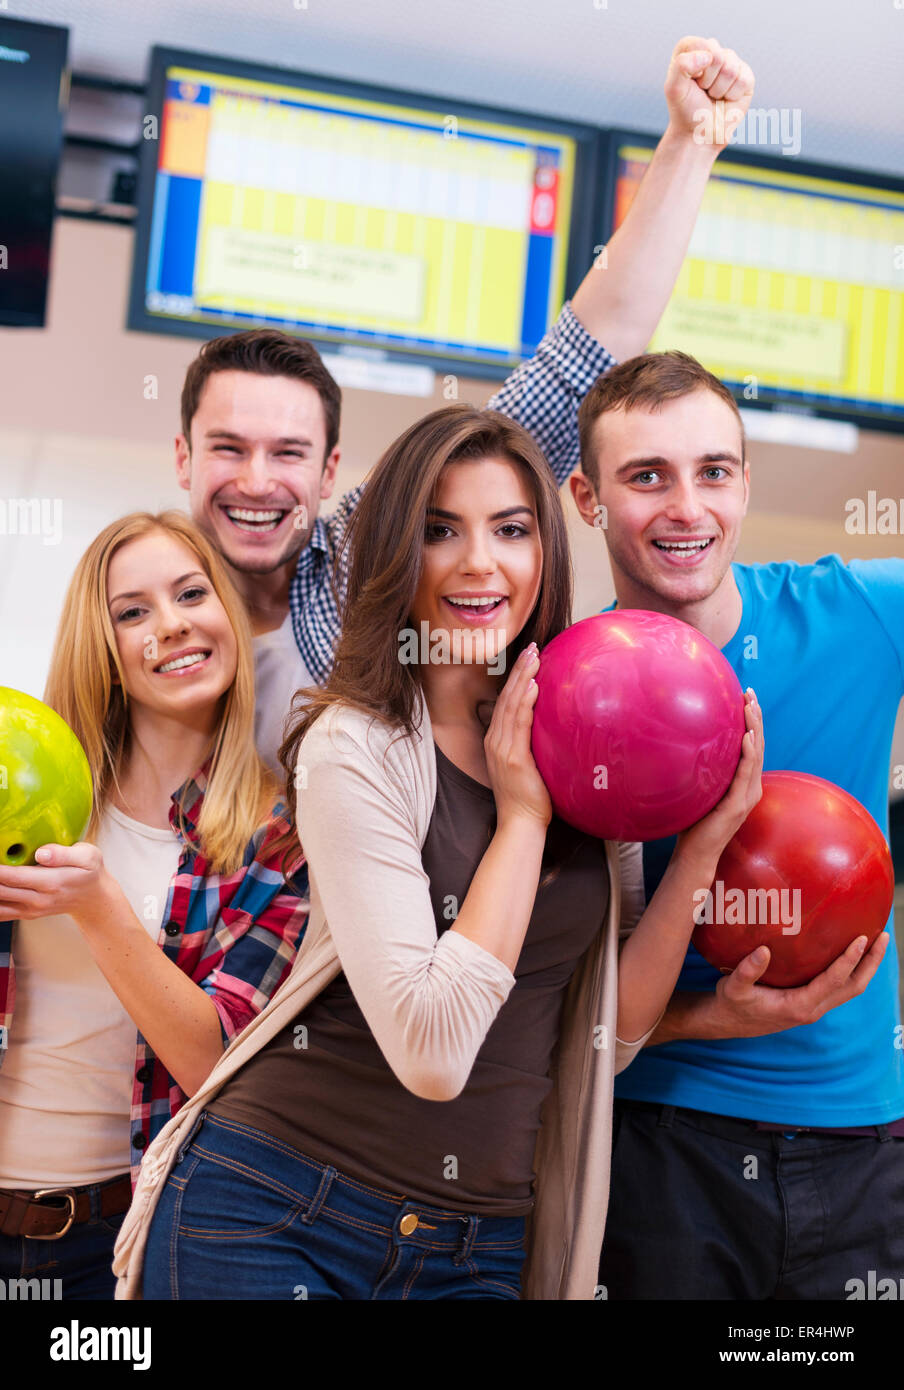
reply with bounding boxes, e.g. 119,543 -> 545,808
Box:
530,610 -> 746,841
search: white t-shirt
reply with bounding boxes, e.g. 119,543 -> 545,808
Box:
252,610 -> 315,777
0,804 -> 182,1188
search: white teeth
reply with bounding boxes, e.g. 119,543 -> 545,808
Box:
225,507 -> 284,522
653,539 -> 713,553
445,596 -> 504,608
225,507 -> 285,532
157,652 -> 209,673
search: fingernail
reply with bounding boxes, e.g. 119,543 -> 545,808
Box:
856,936 -> 867,952
753,946 -> 768,962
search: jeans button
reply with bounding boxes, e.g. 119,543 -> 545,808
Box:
400,1213 -> 419,1235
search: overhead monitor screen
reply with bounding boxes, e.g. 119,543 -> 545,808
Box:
130,50 -> 600,376
611,139 -> 904,432
0,16 -> 69,328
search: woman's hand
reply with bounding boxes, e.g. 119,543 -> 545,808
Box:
484,643 -> 552,829
0,842 -> 115,926
674,687 -> 764,869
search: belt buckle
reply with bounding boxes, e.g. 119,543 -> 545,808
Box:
27,1189 -> 77,1240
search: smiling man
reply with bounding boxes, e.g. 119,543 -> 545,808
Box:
173,36 -> 756,774
571,349 -> 904,1300
580,357 -> 750,647
175,339 -> 344,771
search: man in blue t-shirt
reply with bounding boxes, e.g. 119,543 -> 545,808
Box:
569,351 -> 903,1299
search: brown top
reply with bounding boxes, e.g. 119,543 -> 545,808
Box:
211,741 -> 610,1215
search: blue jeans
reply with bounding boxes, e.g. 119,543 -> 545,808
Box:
0,1186 -> 127,1300
144,1111 -> 527,1300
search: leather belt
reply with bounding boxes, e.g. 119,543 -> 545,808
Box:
618,1099 -> 904,1140
752,1119 -> 904,1138
0,1173 -> 132,1240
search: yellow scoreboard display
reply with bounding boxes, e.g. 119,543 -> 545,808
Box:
135,56 -> 588,374
613,142 -> 904,431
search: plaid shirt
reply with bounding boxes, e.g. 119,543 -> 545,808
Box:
0,758 -> 309,1186
290,301 -> 616,683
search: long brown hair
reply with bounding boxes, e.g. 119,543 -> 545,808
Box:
43,510 -> 285,876
271,404 -> 574,874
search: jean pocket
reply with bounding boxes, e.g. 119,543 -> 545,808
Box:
175,1148 -> 308,1242
464,1243 -> 525,1300
97,1209 -> 128,1237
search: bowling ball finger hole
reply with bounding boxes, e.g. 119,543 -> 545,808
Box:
4,843 -> 27,863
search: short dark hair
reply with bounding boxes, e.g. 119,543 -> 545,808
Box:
577,350 -> 745,489
180,330 -> 342,461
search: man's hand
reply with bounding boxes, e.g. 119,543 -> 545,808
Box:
709,931 -> 890,1037
664,35 -> 755,151
569,35 -> 754,362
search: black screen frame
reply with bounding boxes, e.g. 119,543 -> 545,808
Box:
0,16 -> 69,329
601,128 -> 904,437
127,44 -> 605,381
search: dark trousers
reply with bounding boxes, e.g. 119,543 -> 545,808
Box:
0,1194 -> 126,1300
599,1099 -> 904,1300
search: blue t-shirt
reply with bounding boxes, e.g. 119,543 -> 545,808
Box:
610,555 -> 904,1125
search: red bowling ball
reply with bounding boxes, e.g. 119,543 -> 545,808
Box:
530,610 -> 746,841
692,771 -> 894,988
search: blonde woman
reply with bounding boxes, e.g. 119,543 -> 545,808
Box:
115,406 -> 763,1301
0,512 -> 308,1299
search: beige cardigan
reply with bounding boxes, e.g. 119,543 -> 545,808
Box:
114,694 -> 649,1300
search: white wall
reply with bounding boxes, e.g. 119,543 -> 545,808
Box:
10,0 -> 904,173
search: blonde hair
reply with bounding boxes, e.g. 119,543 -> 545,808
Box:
43,510 -> 276,875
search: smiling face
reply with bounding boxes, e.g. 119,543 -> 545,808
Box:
410,455 -> 543,663
106,530 -> 238,725
175,370 -> 341,576
577,389 -> 749,610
